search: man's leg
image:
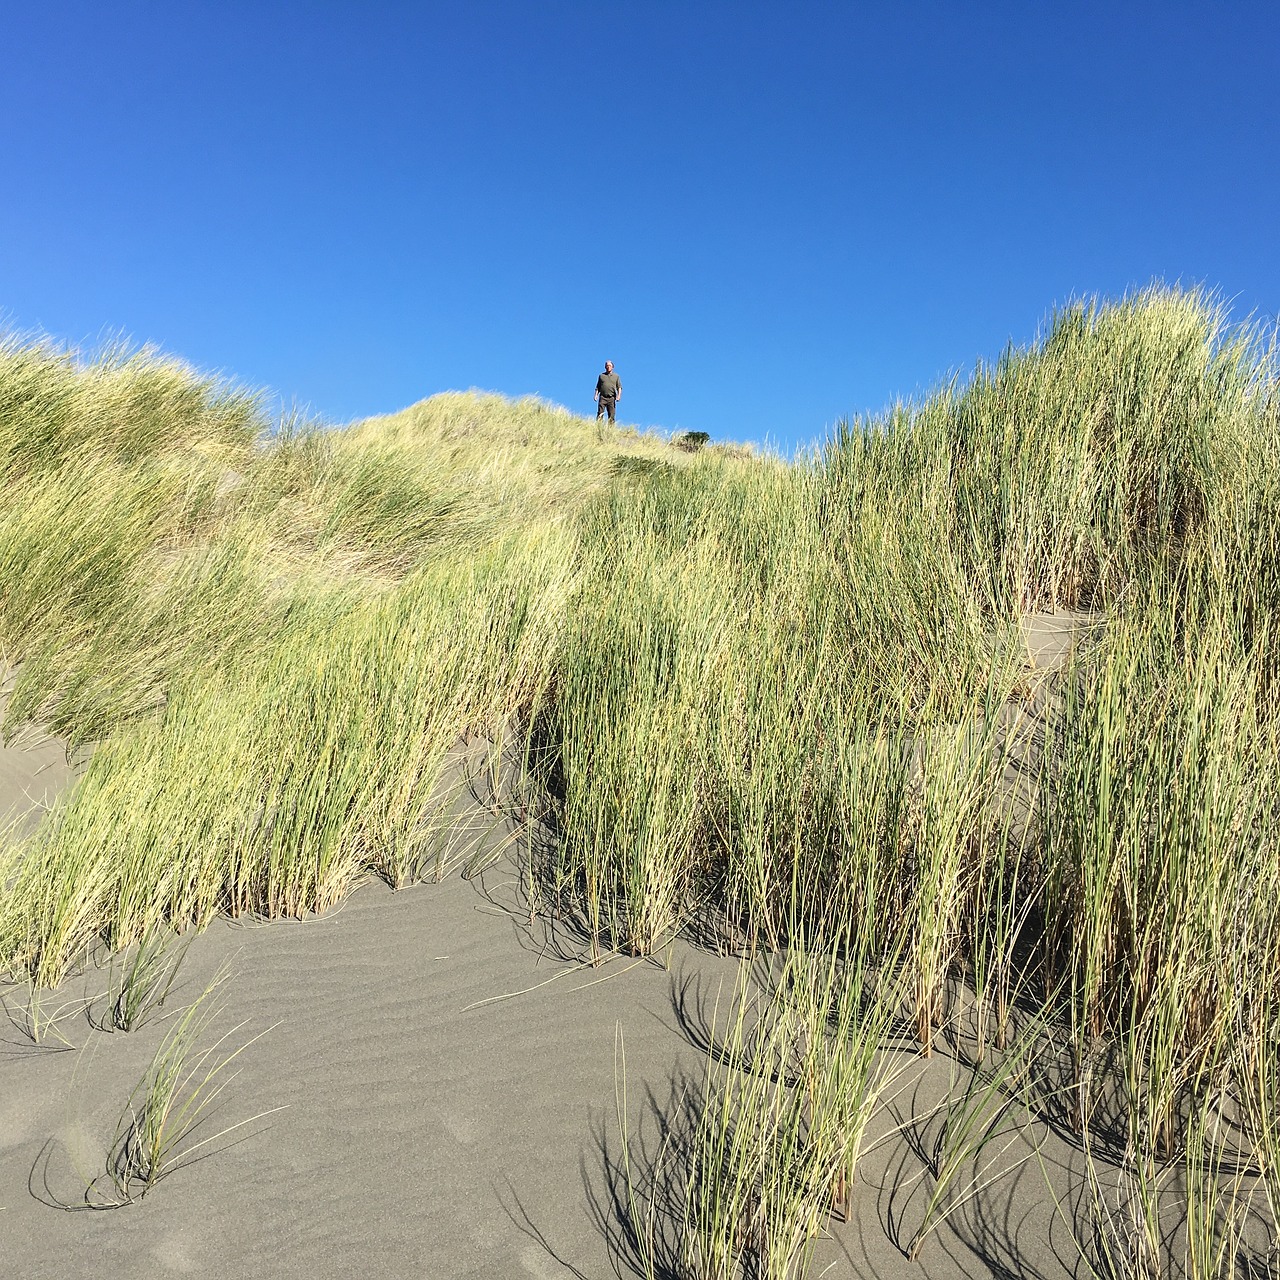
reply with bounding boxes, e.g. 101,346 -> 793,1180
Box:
605,397 -> 616,422
597,399 -> 606,420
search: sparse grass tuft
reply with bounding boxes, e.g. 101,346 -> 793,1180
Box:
95,968 -> 278,1204
94,926 -> 191,1032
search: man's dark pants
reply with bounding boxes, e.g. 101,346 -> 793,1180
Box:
597,396 -> 617,422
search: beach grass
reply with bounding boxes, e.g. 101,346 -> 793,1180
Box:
97,966 -> 276,1205
3,286 -> 1280,1269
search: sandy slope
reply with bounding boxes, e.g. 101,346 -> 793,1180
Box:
0,872 -> 1090,1280
0,720 -> 79,841
0,682 -> 1102,1280
2,874 -> 736,1279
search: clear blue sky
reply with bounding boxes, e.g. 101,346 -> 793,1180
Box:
2,2 -> 1276,452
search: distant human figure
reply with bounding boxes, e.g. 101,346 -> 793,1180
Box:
595,360 -> 622,422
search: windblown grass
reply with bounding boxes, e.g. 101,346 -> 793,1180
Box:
3,286 -> 1280,1271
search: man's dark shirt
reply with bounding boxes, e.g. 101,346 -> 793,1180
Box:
596,371 -> 621,400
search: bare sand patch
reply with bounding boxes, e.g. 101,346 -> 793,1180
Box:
1,865 -> 1109,1280
1020,609 -> 1104,673
0,683 -> 84,840
1,875 -> 738,1278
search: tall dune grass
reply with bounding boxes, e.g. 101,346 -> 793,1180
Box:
3,287 -> 1280,1272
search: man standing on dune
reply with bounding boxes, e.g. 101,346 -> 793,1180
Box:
594,360 -> 622,423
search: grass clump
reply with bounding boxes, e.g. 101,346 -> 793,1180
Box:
93,927 -> 191,1033
94,969 -> 276,1205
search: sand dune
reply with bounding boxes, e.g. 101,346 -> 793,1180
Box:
5,878 -> 722,1278
0,683 -> 1118,1280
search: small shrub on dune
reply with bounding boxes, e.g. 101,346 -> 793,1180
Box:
674,430 -> 710,453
